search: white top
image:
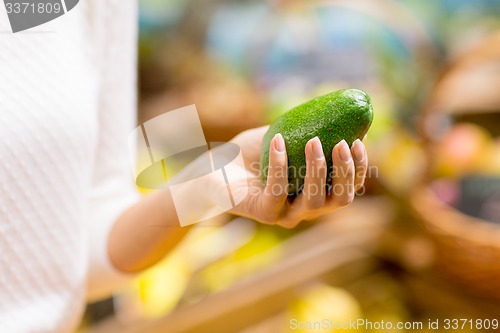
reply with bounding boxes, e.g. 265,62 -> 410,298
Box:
0,1 -> 139,332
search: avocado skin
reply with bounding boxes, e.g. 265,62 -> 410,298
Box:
260,89 -> 373,194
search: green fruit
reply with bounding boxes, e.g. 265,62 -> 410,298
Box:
261,89 -> 373,194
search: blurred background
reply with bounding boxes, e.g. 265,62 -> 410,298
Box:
82,0 -> 500,332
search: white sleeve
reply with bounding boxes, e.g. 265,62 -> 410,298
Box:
84,0 -> 140,301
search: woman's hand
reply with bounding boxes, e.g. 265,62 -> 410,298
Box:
108,126 -> 368,273
229,126 -> 368,228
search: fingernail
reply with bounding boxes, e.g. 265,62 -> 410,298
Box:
274,134 -> 285,153
311,137 -> 324,159
338,140 -> 351,162
352,139 -> 365,162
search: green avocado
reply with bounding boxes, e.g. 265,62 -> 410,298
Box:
260,88 -> 373,194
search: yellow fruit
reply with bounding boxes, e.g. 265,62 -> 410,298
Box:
286,284 -> 363,333
435,123 -> 491,178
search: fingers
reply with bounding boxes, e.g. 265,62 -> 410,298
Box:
278,137 -> 326,228
351,139 -> 368,192
302,137 -> 327,209
271,138 -> 367,228
329,140 -> 355,207
260,134 -> 288,224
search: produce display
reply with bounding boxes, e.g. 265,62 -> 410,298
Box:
78,1 -> 500,331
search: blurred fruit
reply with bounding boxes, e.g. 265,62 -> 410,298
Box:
371,128 -> 426,194
348,274 -> 409,333
200,227 -> 283,292
434,123 -> 491,178
479,138 -> 500,176
430,179 -> 460,206
286,284 -> 363,333
122,256 -> 190,318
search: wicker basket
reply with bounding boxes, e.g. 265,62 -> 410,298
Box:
411,186 -> 500,299
412,32 -> 500,299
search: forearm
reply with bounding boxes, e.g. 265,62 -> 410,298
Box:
108,189 -> 191,273
107,140 -> 238,273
